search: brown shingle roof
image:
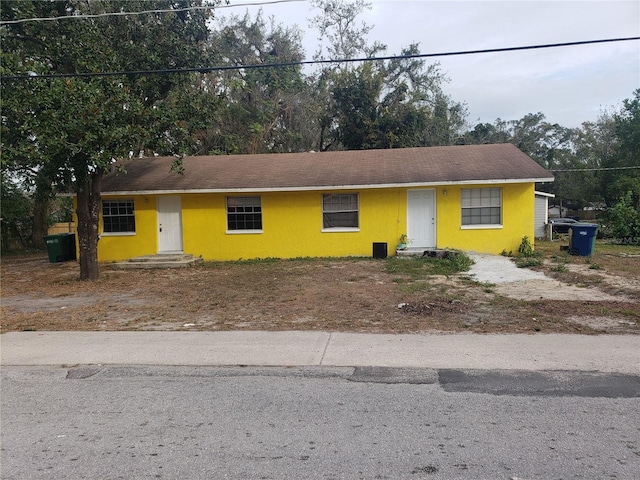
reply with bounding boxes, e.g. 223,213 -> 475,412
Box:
101,144 -> 553,194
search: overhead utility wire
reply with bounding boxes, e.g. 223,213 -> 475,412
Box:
3,36 -> 639,81
551,165 -> 640,172
0,0 -> 307,25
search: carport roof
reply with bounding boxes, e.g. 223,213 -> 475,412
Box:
100,143 -> 554,195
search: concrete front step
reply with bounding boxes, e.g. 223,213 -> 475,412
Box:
109,254 -> 203,270
395,248 -> 459,258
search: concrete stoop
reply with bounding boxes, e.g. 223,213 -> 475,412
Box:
109,254 -> 203,270
395,248 -> 459,258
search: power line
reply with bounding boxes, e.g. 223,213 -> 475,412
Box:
0,0 -> 307,25
3,36 -> 639,81
551,165 -> 640,172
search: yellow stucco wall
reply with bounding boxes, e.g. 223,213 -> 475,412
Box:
434,183 -> 535,255
96,183 -> 535,262
186,188 -> 407,260
97,196 -> 157,261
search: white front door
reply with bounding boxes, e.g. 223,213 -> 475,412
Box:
407,189 -> 436,248
157,196 -> 183,253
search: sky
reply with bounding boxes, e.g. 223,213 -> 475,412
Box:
218,0 -> 640,128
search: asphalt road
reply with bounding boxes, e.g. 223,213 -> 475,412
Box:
2,365 -> 639,479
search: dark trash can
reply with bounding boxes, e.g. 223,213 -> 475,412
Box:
568,223 -> 598,256
372,242 -> 388,259
43,233 -> 77,263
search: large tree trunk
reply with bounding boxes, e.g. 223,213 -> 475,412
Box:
32,198 -> 49,250
76,172 -> 102,280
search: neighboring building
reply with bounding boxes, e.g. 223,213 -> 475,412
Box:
534,191 -> 555,239
87,144 -> 554,261
548,205 -> 568,218
47,222 -> 75,235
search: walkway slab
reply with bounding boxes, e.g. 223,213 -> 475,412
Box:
468,253 -> 549,283
466,253 -> 626,301
2,331 -> 639,374
0,331 -> 330,367
323,333 -> 640,374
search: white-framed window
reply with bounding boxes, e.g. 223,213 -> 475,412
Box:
322,193 -> 359,229
227,196 -> 262,231
461,188 -> 502,226
102,199 -> 135,233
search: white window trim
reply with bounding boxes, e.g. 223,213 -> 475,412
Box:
460,225 -> 503,230
225,229 -> 263,235
322,193 -> 359,230
460,188 -> 503,227
102,198 -> 136,234
226,196 -> 263,232
100,232 -> 136,237
321,227 -> 360,233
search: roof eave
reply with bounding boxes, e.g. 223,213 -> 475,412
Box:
100,177 -> 555,196
534,190 -> 556,198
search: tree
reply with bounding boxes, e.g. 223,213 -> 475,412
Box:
459,122 -> 510,145
460,91 -> 640,210
308,1 -> 466,151
309,0 -> 384,62
0,33 -> 57,250
202,11 -> 309,154
604,191 -> 640,243
1,0 -> 216,279
460,113 -> 599,207
565,113 -> 616,206
0,174 -> 32,251
602,89 -> 640,207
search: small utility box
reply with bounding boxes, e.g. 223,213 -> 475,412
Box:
372,242 -> 388,259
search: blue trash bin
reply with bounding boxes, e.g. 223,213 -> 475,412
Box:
569,223 -> 598,256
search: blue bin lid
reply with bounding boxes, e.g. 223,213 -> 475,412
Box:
570,223 -> 598,230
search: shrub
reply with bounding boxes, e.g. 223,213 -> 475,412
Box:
517,236 -> 534,257
604,192 -> 640,244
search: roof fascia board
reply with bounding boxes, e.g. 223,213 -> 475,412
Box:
534,190 -> 556,198
100,177 -> 554,196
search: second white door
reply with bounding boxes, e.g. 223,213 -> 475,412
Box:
407,189 -> 436,248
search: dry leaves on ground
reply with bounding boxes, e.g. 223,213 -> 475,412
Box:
1,248 -> 638,335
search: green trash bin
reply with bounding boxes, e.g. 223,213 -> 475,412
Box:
568,223 -> 598,256
43,233 -> 77,263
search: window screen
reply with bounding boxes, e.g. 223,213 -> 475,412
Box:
322,194 -> 359,229
461,188 -> 502,225
227,197 -> 262,231
102,199 -> 135,233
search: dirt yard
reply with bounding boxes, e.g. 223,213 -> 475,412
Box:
1,241 -> 639,335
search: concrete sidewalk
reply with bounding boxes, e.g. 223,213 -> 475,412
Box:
2,331 -> 639,374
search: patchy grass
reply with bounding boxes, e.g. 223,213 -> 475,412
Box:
530,240 -> 640,299
514,257 -> 543,268
384,251 -> 473,278
534,240 -> 640,276
1,246 -> 638,335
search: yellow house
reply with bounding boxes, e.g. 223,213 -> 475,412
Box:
94,144 -> 553,262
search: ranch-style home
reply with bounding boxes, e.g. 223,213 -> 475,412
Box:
91,143 -> 553,262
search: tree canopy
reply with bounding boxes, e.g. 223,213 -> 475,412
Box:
1,0 -> 217,279
2,0 -> 639,272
